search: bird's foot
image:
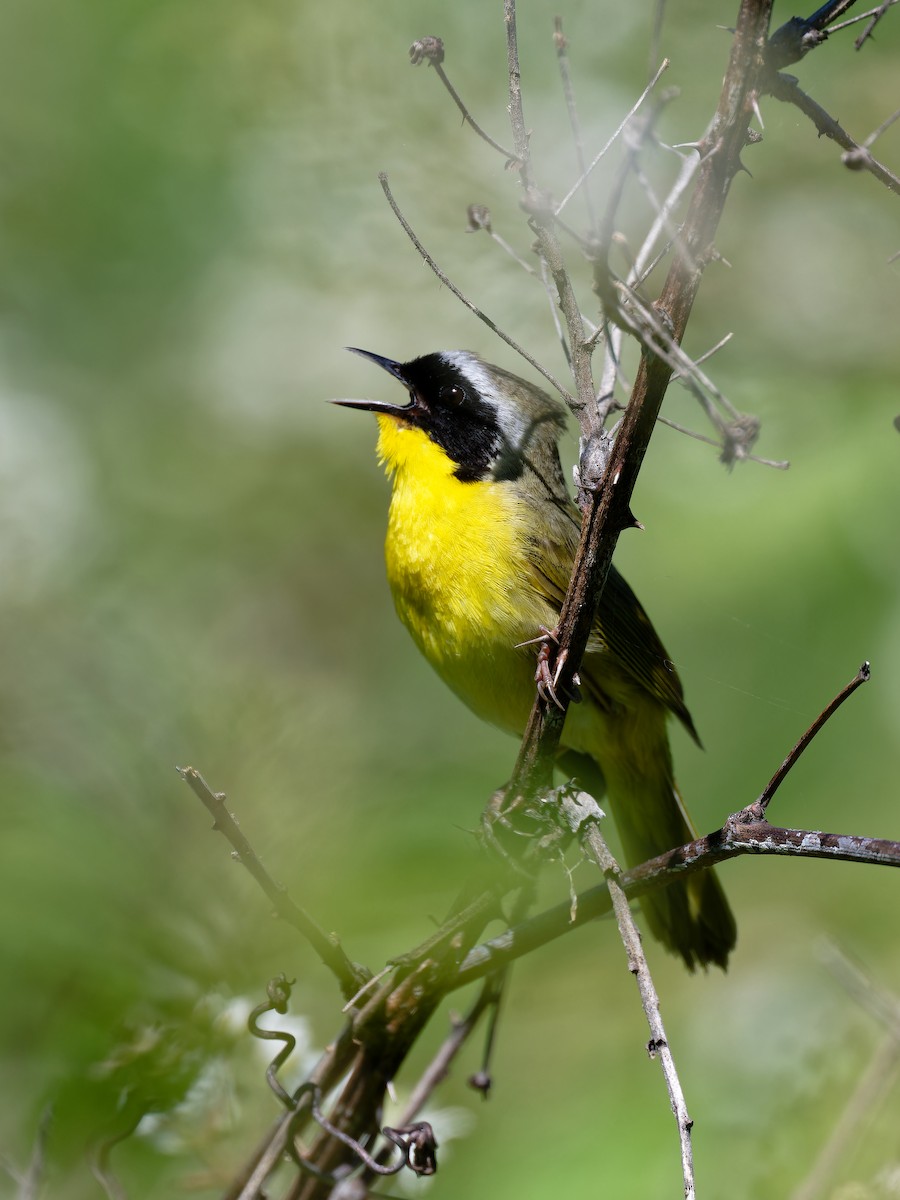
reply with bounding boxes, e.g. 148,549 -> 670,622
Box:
536,641 -> 567,710
517,626 -> 582,710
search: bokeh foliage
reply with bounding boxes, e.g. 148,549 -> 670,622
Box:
0,1 -> 898,1197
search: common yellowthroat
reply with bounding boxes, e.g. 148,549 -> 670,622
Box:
337,348 -> 736,970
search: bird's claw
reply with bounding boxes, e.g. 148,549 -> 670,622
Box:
535,641 -> 565,709
519,626 -> 582,709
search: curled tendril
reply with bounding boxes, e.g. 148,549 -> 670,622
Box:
248,973 -> 298,1110
249,980 -> 438,1182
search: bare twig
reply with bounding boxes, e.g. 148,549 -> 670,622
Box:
555,58 -> 671,217
178,766 -> 368,999
466,204 -> 537,276
409,37 -> 518,162
853,0 -> 898,47
649,0 -> 667,81
657,412 -> 790,469
630,145 -> 700,281
765,73 -> 900,197
504,1 -> 599,434
823,0 -> 899,34
379,174 -> 575,405
580,819 -> 695,1199
752,662 -> 871,817
554,16 -> 598,235
392,976 -> 501,1125
862,103 -> 900,149
454,820 -> 900,991
504,0 -> 531,177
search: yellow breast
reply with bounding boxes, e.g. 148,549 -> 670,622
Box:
376,416 -> 552,734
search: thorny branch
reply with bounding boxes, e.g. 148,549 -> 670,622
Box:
764,2 -> 900,194
765,73 -> 900,196
506,0 -> 777,802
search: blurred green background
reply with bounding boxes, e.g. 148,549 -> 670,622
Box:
1,1 -> 898,1197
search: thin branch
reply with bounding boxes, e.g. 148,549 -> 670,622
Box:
752,662 -> 870,817
825,0 -> 899,35
178,766 -> 368,1000
853,0 -> 898,46
453,820 -> 900,991
554,16 -> 598,235
649,0 -> 667,82
504,0 -> 531,178
630,145 -> 700,280
540,257 -> 575,368
465,204 -> 581,365
466,205 -> 537,276
657,413 -> 790,469
765,72 -> 900,197
580,819 -> 695,1200
391,978 -> 499,1125
503,3 -> 599,433
409,37 -> 518,162
379,174 -> 575,405
555,58 -> 671,218
862,102 -> 900,149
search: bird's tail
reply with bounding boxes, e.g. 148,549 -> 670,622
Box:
559,749 -> 736,971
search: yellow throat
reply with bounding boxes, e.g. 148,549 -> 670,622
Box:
376,414 -> 551,734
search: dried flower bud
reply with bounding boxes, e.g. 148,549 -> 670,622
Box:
719,414 -> 760,468
466,204 -> 492,234
409,36 -> 445,67
468,1070 -> 492,1097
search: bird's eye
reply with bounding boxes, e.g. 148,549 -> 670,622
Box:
439,384 -> 467,406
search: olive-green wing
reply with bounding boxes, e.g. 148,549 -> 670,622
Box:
597,566 -> 700,744
523,495 -> 700,744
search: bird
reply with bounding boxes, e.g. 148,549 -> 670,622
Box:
335,348 -> 736,970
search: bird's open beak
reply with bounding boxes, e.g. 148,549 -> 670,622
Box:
331,348 -> 415,414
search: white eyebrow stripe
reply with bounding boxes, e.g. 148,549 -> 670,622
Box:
437,351 -> 533,450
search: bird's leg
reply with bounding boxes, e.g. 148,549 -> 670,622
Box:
516,626 -> 582,709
